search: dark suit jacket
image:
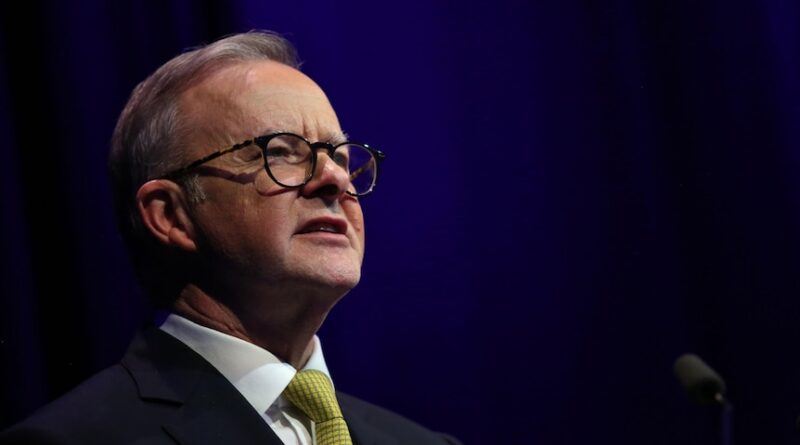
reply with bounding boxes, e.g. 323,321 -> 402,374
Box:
0,328 -> 459,445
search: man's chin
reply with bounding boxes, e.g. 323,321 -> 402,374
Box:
298,248 -> 361,278
311,268 -> 361,293
287,259 -> 361,293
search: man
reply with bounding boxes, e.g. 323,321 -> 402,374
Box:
1,31 -> 458,445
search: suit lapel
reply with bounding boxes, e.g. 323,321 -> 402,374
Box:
122,327 -> 284,445
339,394 -> 399,445
163,378 -> 283,445
345,413 -> 398,445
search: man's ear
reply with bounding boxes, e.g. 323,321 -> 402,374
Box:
136,180 -> 198,252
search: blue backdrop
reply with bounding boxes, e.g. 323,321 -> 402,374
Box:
2,0 -> 800,443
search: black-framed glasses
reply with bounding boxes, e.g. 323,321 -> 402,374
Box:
163,132 -> 385,196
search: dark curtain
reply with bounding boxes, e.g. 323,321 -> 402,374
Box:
2,0 -> 799,443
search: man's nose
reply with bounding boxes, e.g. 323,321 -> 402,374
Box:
300,151 -> 351,201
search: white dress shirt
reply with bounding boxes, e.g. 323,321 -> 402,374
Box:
160,314 -> 333,445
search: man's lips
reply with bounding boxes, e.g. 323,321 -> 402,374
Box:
296,217 -> 348,235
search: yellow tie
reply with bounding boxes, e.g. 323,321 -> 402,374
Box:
283,370 -> 353,445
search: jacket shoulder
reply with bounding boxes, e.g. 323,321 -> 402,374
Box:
0,364 -> 172,445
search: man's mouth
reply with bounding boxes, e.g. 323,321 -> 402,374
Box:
296,218 -> 348,235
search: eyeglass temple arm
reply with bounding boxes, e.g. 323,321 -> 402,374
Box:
164,140 -> 255,179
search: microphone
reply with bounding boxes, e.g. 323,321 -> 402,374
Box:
673,353 -> 733,445
673,353 -> 727,405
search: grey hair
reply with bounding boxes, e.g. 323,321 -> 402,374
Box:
108,31 -> 300,306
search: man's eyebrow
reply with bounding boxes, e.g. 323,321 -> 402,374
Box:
262,128 -> 349,144
326,132 -> 349,145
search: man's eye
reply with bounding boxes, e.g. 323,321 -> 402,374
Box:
267,144 -> 311,167
267,145 -> 293,157
333,152 -> 349,168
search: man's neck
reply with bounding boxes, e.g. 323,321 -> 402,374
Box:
172,284 -> 331,369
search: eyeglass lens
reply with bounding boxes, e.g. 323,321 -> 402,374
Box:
262,134 -> 377,195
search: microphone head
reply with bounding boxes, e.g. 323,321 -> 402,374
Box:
673,353 -> 727,404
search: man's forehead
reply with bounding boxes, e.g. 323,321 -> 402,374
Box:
247,101 -> 345,142
236,60 -> 325,98
181,60 -> 343,147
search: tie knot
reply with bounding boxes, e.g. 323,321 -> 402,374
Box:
283,370 -> 343,423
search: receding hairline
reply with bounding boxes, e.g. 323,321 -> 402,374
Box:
180,59 -> 327,104
175,59 -> 345,151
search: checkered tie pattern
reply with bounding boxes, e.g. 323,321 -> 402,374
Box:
283,370 -> 353,445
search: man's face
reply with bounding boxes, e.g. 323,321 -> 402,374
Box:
178,60 -> 365,302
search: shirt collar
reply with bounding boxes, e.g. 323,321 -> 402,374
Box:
159,313 -> 332,416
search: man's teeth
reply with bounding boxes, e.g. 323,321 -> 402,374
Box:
307,224 -> 338,233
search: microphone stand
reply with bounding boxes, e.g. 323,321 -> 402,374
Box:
715,393 -> 733,445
